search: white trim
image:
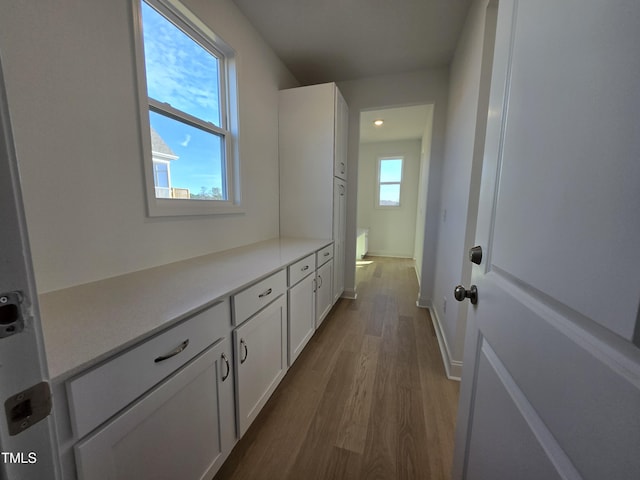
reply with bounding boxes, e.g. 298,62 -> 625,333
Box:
375,155 -> 404,208
365,251 -> 413,258
341,288 -> 358,300
152,151 -> 178,162
428,304 -> 462,381
415,297 -> 429,309
0,54 -> 62,478
132,0 -> 242,217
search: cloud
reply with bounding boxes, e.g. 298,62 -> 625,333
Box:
141,3 -> 221,126
180,134 -> 191,147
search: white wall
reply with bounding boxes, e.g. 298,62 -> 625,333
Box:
0,0 -> 298,293
357,139 -> 421,257
430,0 -> 497,377
337,69 -> 448,299
413,108 -> 434,283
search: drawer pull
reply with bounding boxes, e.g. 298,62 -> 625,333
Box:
154,339 -> 189,363
258,288 -> 273,299
221,353 -> 230,381
324,252 -> 330,257
301,265 -> 310,271
240,339 -> 248,364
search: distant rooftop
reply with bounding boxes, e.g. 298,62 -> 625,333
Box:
150,126 -> 177,158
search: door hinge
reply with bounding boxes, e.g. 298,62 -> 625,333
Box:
0,291 -> 25,338
5,382 -> 52,436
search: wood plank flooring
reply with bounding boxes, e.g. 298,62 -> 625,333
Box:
214,257 -> 460,480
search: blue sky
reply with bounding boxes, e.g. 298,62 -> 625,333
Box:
379,159 -> 402,204
149,111 -> 224,195
379,159 -> 402,183
142,1 -> 224,196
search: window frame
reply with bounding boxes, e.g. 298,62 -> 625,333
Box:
375,156 -> 404,208
132,0 -> 242,217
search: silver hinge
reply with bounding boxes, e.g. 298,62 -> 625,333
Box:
5,382 -> 52,436
0,291 -> 25,338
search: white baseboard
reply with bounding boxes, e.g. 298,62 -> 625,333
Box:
341,288 -> 357,300
416,297 -> 429,309
366,251 -> 413,258
428,304 -> 462,381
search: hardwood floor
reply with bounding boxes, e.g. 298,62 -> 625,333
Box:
214,257 -> 460,480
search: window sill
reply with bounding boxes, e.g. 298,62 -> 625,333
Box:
147,198 -> 245,217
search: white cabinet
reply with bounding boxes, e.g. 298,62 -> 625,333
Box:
232,270 -> 286,326
333,177 -> 346,302
279,82 -> 349,302
334,88 -> 348,180
316,259 -> 333,328
288,273 -> 315,366
67,301 -> 228,440
233,296 -> 287,436
74,340 -> 234,480
287,254 -> 317,366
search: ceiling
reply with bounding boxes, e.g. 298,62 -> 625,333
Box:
360,105 -> 432,143
231,0 -> 472,84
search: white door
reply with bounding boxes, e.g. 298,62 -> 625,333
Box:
288,274 -> 315,365
234,296 -> 287,436
453,1 -> 640,479
316,259 -> 333,327
333,177 -> 346,302
0,54 -> 60,477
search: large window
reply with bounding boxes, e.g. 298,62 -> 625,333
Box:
376,157 -> 403,207
135,0 -> 240,216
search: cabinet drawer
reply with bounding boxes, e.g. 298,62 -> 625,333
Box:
317,244 -> 334,266
75,342 -> 231,480
67,300 -> 229,439
288,254 -> 315,287
232,270 -> 286,326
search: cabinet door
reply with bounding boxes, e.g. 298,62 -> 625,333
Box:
333,178 -> 346,302
288,274 -> 316,366
334,87 -> 348,180
75,340 -> 234,480
234,296 -> 287,436
316,259 -> 333,328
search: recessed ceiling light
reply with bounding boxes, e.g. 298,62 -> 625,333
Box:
373,119 -> 384,126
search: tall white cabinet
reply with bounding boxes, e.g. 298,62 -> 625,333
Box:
279,82 -> 349,303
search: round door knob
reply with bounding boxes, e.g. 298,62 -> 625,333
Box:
454,285 -> 478,305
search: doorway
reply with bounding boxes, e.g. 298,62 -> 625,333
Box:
356,105 -> 434,271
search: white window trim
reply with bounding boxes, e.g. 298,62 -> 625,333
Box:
375,155 -> 404,209
132,0 -> 243,217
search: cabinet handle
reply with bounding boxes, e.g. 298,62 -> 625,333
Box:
240,339 -> 248,364
154,339 -> 189,363
221,353 -> 230,381
340,185 -> 345,196
340,162 -> 345,174
313,278 -> 317,292
317,275 -> 323,289
324,252 -> 330,257
258,288 -> 272,299
301,265 -> 309,271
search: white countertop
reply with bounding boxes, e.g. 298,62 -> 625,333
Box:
39,237 -> 332,382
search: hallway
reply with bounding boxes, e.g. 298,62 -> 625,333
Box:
215,257 -> 460,480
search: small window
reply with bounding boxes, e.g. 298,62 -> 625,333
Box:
377,157 -> 403,207
134,0 -> 241,216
